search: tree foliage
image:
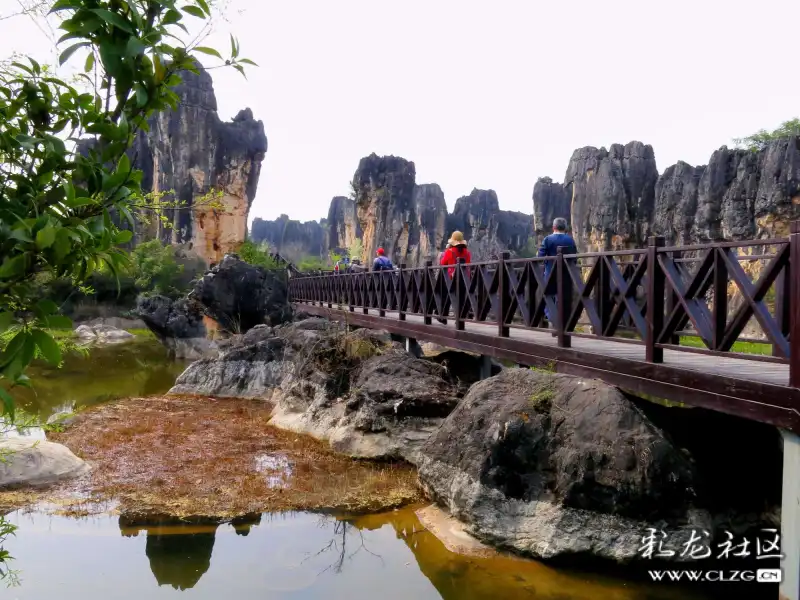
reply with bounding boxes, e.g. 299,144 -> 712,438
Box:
237,240 -> 280,269
0,0 -> 253,416
733,118 -> 800,151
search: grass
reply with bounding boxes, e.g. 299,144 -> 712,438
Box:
678,335 -> 773,356
125,328 -> 155,339
2,395 -> 421,518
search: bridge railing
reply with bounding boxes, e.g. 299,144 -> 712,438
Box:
289,225 -> 799,383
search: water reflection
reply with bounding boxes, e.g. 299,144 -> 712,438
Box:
118,514 -> 262,590
6,507 -> 724,599
13,339 -> 188,421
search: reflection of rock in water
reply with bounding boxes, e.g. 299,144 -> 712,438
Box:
147,526 -> 216,590
118,513 -> 261,590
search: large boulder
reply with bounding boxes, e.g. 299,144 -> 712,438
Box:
189,254 -> 291,333
136,295 -> 217,359
169,334 -> 285,399
417,368 -> 710,563
0,438 -> 89,488
270,328 -> 461,463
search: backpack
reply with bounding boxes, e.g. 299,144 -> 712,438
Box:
374,256 -> 393,271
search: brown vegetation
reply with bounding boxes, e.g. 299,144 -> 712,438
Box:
2,395 -> 420,517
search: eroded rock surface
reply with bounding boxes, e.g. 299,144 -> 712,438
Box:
136,295 -> 217,359
170,318 -> 463,462
130,66 -> 267,265
189,254 -> 291,332
417,368 -> 710,563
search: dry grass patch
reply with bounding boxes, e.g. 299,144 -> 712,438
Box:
32,395 -> 421,518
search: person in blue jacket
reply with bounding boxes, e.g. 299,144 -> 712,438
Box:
538,217 -> 577,324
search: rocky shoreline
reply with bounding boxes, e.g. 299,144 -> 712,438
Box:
1,255 -> 782,568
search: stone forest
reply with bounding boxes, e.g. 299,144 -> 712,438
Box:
3,23 -> 800,600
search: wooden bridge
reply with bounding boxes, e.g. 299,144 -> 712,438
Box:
289,226 -> 800,600
289,228 -> 800,433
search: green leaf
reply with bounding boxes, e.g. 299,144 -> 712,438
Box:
35,300 -> 59,316
195,0 -> 211,16
32,329 -> 62,366
115,229 -> 133,244
233,64 -> 246,79
134,83 -> 148,107
194,46 -> 222,59
116,152 -> 131,176
0,388 -> 14,418
36,226 -> 56,250
0,331 -> 28,366
84,51 -> 95,73
237,58 -> 258,66
0,255 -> 27,280
44,315 -> 72,330
125,37 -> 146,57
90,9 -> 136,34
59,42 -> 90,66
54,229 -> 72,262
9,229 -> 33,244
230,34 -> 238,58
181,5 -> 206,18
0,312 -> 15,333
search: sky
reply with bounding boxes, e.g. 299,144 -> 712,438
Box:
2,0 -> 799,225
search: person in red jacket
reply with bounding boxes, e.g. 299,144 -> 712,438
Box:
440,231 -> 471,277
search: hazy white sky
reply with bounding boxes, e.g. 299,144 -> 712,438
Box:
2,0 -> 799,224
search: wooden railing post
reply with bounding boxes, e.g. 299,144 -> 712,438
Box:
712,247 -> 727,351
646,236 -> 666,363
790,221 -> 800,387
363,271 -> 370,315
497,252 -> 510,337
556,247 -> 571,348
423,260 -> 432,325
327,271 -> 333,309
399,263 -> 407,321
455,257 -> 465,331
347,272 -> 355,312
378,270 -> 386,317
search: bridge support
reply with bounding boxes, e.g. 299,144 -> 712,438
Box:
405,336 -> 422,358
479,355 -> 492,380
782,430 -> 800,600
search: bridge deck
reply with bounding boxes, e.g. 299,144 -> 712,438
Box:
296,303 -> 800,433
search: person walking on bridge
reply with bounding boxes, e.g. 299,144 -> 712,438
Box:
440,231 -> 471,278
538,217 -> 577,327
372,247 -> 394,271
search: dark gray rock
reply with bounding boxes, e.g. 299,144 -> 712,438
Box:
417,368 -> 710,562
448,189 -> 535,260
652,161 -> 704,245
136,295 -> 217,359
409,183 -> 448,265
189,254 -> 291,333
532,176 -> 570,243
561,142 -> 658,251
250,215 -> 328,263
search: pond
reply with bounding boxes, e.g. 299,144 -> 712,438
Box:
10,338 -> 188,423
6,506 -> 715,600
0,340 -> 772,600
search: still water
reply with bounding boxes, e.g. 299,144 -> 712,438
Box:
0,341 -> 765,599
6,507 -> 710,600
12,338 -> 188,421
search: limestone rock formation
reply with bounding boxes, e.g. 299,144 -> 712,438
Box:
0,438 -> 89,488
130,66 -> 267,265
448,189 -> 536,260
189,254 -> 291,332
409,184 -> 448,265
73,323 -> 135,344
532,176 -> 570,242
417,368 -> 710,563
250,215 -> 328,263
533,137 -> 800,249
352,154 -> 418,264
327,195 -> 362,255
561,142 -> 659,251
